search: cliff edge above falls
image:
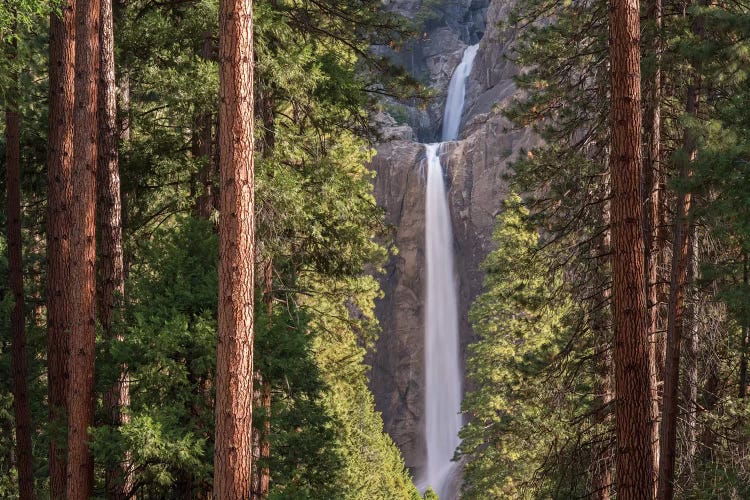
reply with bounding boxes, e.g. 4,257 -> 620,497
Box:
366,0 -> 540,484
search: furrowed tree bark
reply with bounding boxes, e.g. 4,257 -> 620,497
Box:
681,230 -> 699,482
97,0 -> 132,497
657,11 -> 702,495
642,0 -> 663,485
67,0 -> 100,497
609,0 -> 655,496
47,2 -> 76,497
6,31 -> 36,500
656,129 -> 693,500
213,0 -> 255,497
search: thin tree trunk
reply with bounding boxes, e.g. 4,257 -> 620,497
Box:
251,370 -> 264,498
252,258 -> 273,499
250,86 -> 276,498
681,229 -> 699,483
657,78 -> 699,500
739,251 -> 749,399
592,346 -> 613,500
97,0 -> 132,497
657,2 -> 705,487
591,220 -> 613,500
608,0 -> 655,495
47,2 -> 76,497
259,380 -> 271,496
642,0 -> 663,486
196,31 -> 215,219
6,32 -> 36,499
213,0 -> 255,496
67,0 -> 100,497
251,374 -> 271,499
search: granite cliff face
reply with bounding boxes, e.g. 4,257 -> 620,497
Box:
367,0 -> 539,483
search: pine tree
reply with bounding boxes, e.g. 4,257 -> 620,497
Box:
608,0 -> 655,494
97,0 -> 132,496
214,0 -> 255,496
5,25 -> 35,500
459,194 -> 579,498
46,2 -> 75,497
67,0 -> 100,496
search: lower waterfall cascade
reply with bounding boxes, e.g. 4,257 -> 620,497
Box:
418,43 -> 480,499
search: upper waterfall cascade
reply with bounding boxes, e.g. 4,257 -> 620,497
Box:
419,42 -> 480,499
442,44 -> 479,142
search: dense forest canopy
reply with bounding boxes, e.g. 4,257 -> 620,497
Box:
1,0 -> 750,498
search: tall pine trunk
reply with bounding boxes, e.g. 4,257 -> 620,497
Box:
681,230 -> 699,482
214,0 -> 255,497
67,0 -> 100,497
657,123 -> 694,500
47,2 -> 76,497
608,0 -> 655,495
6,31 -> 36,500
252,257 -> 274,499
97,0 -> 132,497
657,16 -> 702,496
250,86 -> 276,500
739,251 -> 749,399
642,0 -> 663,486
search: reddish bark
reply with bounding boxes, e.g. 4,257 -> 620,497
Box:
213,0 -> 256,497
67,0 -> 100,497
642,0 -> 664,484
97,0 -> 133,497
608,0 -> 656,495
657,16 -> 702,497
47,2 -> 76,496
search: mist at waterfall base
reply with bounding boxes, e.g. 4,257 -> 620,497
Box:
418,43 -> 479,499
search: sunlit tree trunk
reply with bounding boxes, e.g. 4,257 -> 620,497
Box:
609,0 -> 655,495
67,0 -> 100,497
213,0 -> 255,496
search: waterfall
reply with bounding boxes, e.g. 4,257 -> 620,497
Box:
422,143 -> 463,498
420,43 -> 478,499
442,44 -> 479,142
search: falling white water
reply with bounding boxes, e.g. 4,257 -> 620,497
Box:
419,43 -> 479,499
422,143 -> 463,499
442,44 -> 479,142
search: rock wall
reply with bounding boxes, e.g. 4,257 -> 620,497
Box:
367,0 -> 539,482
